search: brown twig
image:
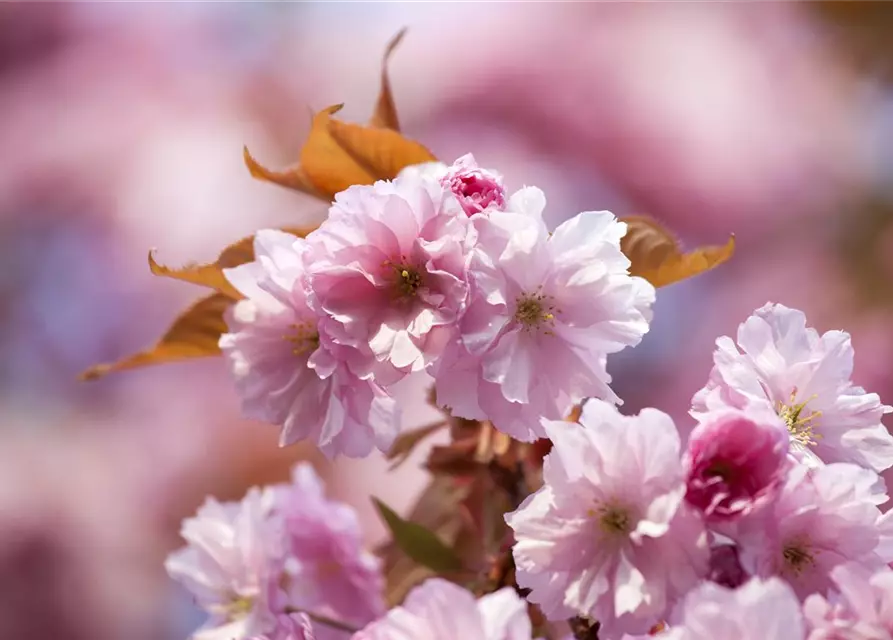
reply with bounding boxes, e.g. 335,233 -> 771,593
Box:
569,616 -> 601,640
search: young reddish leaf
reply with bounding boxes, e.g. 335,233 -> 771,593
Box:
426,441 -> 483,477
386,420 -> 447,471
373,497 -> 464,575
79,293 -> 230,380
147,226 -> 316,300
369,28 -> 407,130
620,215 -> 735,288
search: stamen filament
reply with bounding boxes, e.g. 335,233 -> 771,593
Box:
776,389 -> 822,447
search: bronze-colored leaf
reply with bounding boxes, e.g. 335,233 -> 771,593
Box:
82,227 -> 316,381
298,105 -> 380,197
244,32 -> 437,201
620,216 -> 735,288
243,103 -> 372,199
326,117 -> 437,184
243,146 -> 323,198
370,28 -> 407,130
80,293 -> 230,380
148,237 -> 252,300
148,226 -> 316,300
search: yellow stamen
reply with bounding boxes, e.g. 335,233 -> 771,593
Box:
209,596 -> 254,620
776,389 -> 822,447
283,322 -> 319,357
589,502 -> 634,536
514,288 -> 559,333
782,540 -> 815,576
384,259 -> 423,299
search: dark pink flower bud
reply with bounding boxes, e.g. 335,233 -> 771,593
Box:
684,408 -> 789,521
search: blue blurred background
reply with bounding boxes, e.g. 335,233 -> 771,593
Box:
2,3 -> 893,639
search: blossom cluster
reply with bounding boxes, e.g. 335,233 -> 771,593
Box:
220,154 -> 655,455
506,302 -> 893,639
165,463 -> 385,640
167,463 -> 537,640
167,153 -> 893,640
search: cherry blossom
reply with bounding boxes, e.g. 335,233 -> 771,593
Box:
220,230 -> 400,458
436,210 -> 654,440
505,401 -> 708,636
353,578 -> 532,640
693,303 -> 893,473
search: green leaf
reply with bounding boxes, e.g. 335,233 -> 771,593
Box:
372,497 -> 463,575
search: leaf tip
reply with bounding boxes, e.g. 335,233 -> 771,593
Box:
78,363 -> 108,381
385,27 -> 408,58
722,233 -> 736,256
147,249 -> 162,273
371,496 -> 390,514
243,145 -> 266,179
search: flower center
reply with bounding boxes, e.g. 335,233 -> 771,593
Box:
776,389 -> 822,447
460,176 -> 487,197
704,460 -> 735,484
513,289 -> 558,333
283,321 -> 319,357
782,539 -> 815,576
384,259 -> 424,300
315,558 -> 343,580
209,595 -> 254,620
591,503 -> 633,536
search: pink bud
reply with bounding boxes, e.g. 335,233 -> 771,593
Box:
441,153 -> 506,216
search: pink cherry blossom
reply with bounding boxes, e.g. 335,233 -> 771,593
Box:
803,563 -> 893,640
692,302 -> 893,473
399,157 -> 547,222
432,338 -> 587,441
440,153 -> 507,216
219,229 -> 400,458
435,210 -> 654,441
505,401 -> 708,637
248,614 -> 315,640
272,464 -> 385,631
165,487 -> 283,640
396,161 -> 448,182
666,577 -> 804,640
684,407 -> 789,522
733,462 -> 893,601
304,174 -> 470,384
167,464 -> 384,640
352,578 -> 533,640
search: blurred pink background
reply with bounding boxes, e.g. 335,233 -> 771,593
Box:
2,3 -> 892,639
